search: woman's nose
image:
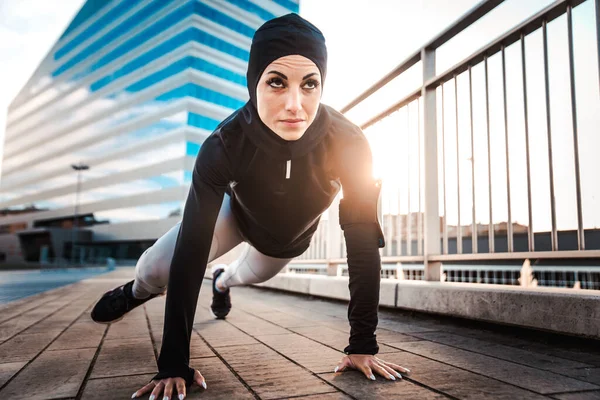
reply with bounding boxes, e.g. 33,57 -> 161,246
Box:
285,88 -> 302,113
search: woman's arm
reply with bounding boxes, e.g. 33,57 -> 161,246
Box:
337,130 -> 385,356
152,133 -> 233,384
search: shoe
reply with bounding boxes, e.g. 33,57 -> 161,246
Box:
91,280 -> 161,324
210,266 -> 231,319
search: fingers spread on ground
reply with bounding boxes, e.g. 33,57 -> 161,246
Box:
150,381 -> 164,400
176,381 -> 186,399
377,361 -> 402,380
381,360 -> 411,375
164,380 -> 174,399
372,363 -> 395,381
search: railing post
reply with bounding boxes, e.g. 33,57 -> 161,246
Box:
326,195 -> 342,275
421,47 -> 442,281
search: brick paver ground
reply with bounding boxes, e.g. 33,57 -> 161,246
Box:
1,267 -> 600,399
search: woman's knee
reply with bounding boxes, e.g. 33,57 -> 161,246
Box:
136,247 -> 171,289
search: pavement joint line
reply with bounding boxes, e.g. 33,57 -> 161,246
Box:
395,331 -> 600,381
87,371 -> 156,381
144,304 -> 160,362
0,299 -> 103,394
398,329 -> 600,374
382,341 -> 567,397
269,390 -> 341,400
191,328 -> 261,400
212,307 -> 358,400
0,288 -> 91,346
545,388 -> 600,396
232,303 -> 472,400
0,293 -> 62,325
74,320 -> 111,400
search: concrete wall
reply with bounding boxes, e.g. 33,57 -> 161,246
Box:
252,274 -> 600,339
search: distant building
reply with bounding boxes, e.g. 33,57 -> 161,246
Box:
0,0 -> 299,264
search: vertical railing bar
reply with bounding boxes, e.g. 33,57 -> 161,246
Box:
396,183 -> 402,256
387,193 -> 393,256
521,32 -> 535,252
417,98 -> 423,256
454,74 -> 462,254
407,104 -> 412,256
543,19 -> 558,251
596,0 -> 600,96
501,44 -> 514,252
484,55 -> 494,253
441,84 -> 449,254
469,65 -> 478,254
567,4 -> 585,250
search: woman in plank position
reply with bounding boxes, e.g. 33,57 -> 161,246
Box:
91,13 -> 410,400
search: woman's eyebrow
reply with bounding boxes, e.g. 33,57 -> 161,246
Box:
267,71 -> 287,79
266,71 -> 320,80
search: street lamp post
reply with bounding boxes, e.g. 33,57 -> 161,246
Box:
71,163 -> 89,265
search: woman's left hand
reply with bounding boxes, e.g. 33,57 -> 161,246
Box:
334,354 -> 410,381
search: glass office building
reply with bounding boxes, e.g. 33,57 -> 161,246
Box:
0,0 -> 299,264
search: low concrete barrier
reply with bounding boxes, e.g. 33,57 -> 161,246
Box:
252,274 -> 600,339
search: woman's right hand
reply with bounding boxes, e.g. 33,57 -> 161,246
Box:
131,369 -> 207,400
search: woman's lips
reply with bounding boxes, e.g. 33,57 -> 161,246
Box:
280,119 -> 305,127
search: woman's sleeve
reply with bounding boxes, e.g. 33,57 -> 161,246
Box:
152,133 -> 232,385
337,130 -> 385,356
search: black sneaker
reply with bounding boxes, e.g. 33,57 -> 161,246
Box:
211,266 -> 231,319
91,280 -> 161,324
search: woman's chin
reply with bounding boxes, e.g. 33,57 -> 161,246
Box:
274,128 -> 306,141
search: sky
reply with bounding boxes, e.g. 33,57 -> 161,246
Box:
0,0 -> 598,231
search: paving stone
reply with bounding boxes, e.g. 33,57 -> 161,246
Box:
0,361 -> 25,387
217,343 -> 334,399
0,348 -> 95,400
377,319 -> 438,334
410,331 -> 593,372
226,309 -> 290,336
23,304 -> 90,334
552,391 -> 600,400
320,371 -> 447,399
243,309 -> 319,328
289,325 -> 401,354
257,333 -> 344,373
81,373 -> 155,400
194,320 -> 258,348
554,368 -> 600,386
0,294 -> 60,324
185,356 -> 255,399
389,340 -> 599,394
48,321 -> 107,351
278,392 -> 351,399
103,313 -> 150,341
90,338 -> 157,379
0,330 -> 63,362
151,325 -> 215,359
434,325 -> 600,367
371,351 -> 548,399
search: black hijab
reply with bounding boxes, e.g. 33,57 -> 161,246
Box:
238,13 -> 331,162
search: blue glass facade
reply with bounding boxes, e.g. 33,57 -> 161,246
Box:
0,0 -> 299,263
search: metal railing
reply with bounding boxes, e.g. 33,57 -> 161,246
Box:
291,0 -> 600,289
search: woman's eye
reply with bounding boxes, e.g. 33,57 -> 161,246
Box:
267,78 -> 285,88
303,79 -> 320,90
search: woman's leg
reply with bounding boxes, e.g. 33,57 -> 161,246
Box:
132,193 -> 244,298
216,245 -> 293,289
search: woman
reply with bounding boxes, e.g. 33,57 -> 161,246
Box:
91,13 -> 411,400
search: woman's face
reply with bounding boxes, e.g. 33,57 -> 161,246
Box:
256,54 -> 322,141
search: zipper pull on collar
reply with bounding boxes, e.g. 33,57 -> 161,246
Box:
285,159 -> 291,179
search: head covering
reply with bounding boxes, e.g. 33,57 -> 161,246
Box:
246,13 -> 328,106
235,13 -> 331,162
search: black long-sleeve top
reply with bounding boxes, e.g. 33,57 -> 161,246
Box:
153,102 -> 385,385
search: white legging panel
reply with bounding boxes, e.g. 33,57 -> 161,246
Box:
132,193 -> 293,298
